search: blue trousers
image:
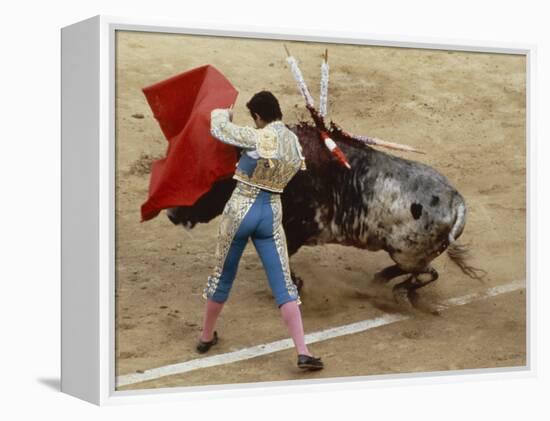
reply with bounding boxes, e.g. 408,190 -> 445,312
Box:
202,182 -> 300,307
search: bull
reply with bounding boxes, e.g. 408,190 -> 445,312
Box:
167,122 -> 484,308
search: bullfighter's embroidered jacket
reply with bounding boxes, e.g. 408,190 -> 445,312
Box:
210,108 -> 306,193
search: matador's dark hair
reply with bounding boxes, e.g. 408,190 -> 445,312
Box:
246,91 -> 283,123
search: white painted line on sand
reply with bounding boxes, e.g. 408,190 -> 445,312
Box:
116,279 -> 525,388
437,279 -> 525,310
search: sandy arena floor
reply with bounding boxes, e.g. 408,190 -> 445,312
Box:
114,31 -> 526,391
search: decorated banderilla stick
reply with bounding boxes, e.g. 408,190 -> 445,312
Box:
285,45 -> 424,156
319,49 -> 329,118
284,45 -> 352,170
284,44 -> 315,108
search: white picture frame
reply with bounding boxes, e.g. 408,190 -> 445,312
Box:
61,14 -> 535,405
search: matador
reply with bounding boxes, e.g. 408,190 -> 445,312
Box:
196,91 -> 323,371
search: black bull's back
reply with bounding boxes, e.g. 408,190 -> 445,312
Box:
167,123 -> 466,274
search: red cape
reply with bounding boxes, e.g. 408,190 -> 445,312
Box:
140,65 -> 239,222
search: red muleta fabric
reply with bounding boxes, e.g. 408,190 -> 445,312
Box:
140,65 -> 239,222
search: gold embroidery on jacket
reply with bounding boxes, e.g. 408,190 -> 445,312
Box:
256,128 -> 278,158
211,109 -> 307,175
232,121 -> 303,193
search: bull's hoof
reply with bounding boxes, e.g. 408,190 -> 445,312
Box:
372,272 -> 390,284
397,289 -> 442,316
392,286 -> 413,309
407,289 -> 420,306
292,275 -> 304,292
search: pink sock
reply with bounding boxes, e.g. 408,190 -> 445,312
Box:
279,300 -> 311,356
200,298 -> 224,342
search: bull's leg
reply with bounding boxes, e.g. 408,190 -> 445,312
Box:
392,266 -> 439,308
373,264 -> 407,283
354,264 -> 410,300
391,275 -> 416,308
290,269 -> 304,292
409,267 -> 439,291
286,231 -> 306,293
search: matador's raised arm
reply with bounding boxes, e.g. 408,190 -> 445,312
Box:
210,108 -> 261,150
210,109 -> 279,161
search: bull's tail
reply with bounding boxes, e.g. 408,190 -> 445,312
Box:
446,194 -> 486,281
447,242 -> 487,281
448,196 -> 466,244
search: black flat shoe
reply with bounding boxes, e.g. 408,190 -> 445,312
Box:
196,331 -> 218,354
297,354 -> 324,370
